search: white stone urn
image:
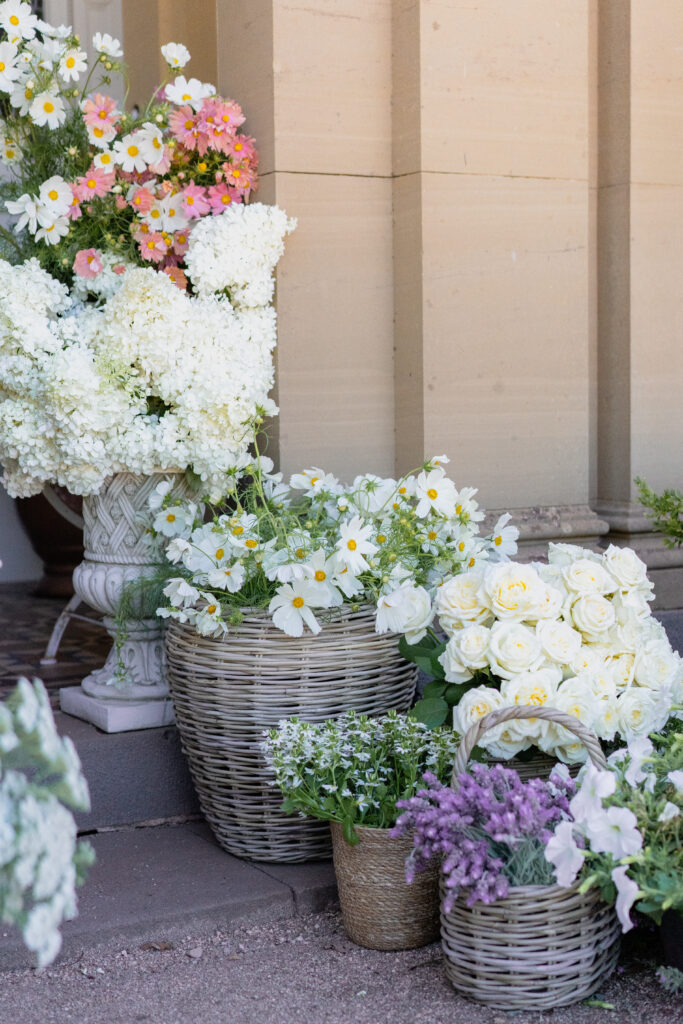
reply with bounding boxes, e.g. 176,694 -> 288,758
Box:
60,471 -> 193,733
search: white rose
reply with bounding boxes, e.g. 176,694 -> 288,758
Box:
454,685 -> 504,734
439,637 -> 474,684
607,652 -> 636,690
602,544 -> 651,590
435,572 -> 491,634
613,589 -> 653,623
548,542 -> 600,568
488,621 -> 544,679
570,594 -> 616,639
376,584 -> 434,644
569,647 -> 609,675
617,688 -> 657,739
455,624 -> 491,670
536,619 -> 583,666
482,723 -> 530,760
535,584 -> 565,620
563,558 -> 618,596
539,680 -> 596,755
499,666 -> 562,741
480,562 -> 547,621
633,640 -> 680,692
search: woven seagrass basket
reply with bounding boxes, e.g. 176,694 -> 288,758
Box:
330,823 -> 440,951
441,705 -> 621,1010
165,605 -> 418,863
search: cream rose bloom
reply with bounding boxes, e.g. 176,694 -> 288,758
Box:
499,666 -> 562,741
488,621 -> 544,679
375,584 -> 434,643
539,681 -> 596,757
435,572 -> 491,634
536,619 -> 583,665
548,542 -> 601,567
617,688 -> 657,738
454,624 -> 491,670
563,558 -> 617,596
453,685 -> 504,734
602,544 -> 651,591
633,639 -> 681,692
479,562 -> 547,622
439,636 -> 474,684
570,593 -> 616,639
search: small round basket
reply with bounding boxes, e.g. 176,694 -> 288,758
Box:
441,706 -> 621,1010
165,604 -> 418,863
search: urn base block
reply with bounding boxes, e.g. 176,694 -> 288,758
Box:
59,687 -> 175,733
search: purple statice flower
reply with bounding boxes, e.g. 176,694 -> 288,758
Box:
393,763 -> 576,910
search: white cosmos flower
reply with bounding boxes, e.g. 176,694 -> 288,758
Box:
148,479 -> 173,511
38,176 -> 72,217
302,549 -> 342,607
10,77 -> 36,115
611,866 -> 639,933
545,820 -> 585,887
34,216 -> 69,245
162,578 -> 200,608
585,805 -> 642,858
0,1 -> 38,41
161,42 -> 191,69
112,133 -> 148,173
92,32 -> 123,58
289,467 -> 340,495
58,47 -> 87,83
165,75 -> 214,110
165,537 -> 191,564
488,513 -> 519,559
336,515 -> 377,574
658,801 -> 680,823
414,468 -> 458,519
136,121 -> 166,165
92,149 -> 115,171
329,559 -> 363,599
205,562 -> 246,593
269,580 -> 328,637
160,192 -> 189,233
29,91 -> 66,128
5,192 -> 40,233
194,595 -> 227,637
153,503 -> 197,538
0,41 -> 20,91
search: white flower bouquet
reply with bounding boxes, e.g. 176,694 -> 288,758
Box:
150,448 -> 518,640
0,676 -> 93,965
545,725 -> 683,932
0,4 -> 296,498
406,542 -> 682,760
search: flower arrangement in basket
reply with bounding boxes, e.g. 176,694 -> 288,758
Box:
395,706 -> 622,1010
0,3 -> 295,498
402,542 -> 682,762
263,710 -> 459,950
151,447 -> 519,639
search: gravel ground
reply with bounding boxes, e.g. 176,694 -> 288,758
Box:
1,911 -> 679,1024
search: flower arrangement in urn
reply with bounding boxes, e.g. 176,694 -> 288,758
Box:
0,2 -> 295,498
403,542 -> 682,761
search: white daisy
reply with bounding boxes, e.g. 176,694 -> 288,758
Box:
34,216 -> 69,245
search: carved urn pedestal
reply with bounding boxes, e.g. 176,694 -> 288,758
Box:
60,472 -> 190,733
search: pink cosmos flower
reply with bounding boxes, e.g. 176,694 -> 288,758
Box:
207,183 -> 239,214
226,134 -> 256,163
163,265 -> 188,290
148,148 -> 171,175
132,221 -> 151,244
82,93 -> 119,127
74,166 -> 115,201
171,229 -> 191,256
115,195 -> 127,210
199,96 -> 244,135
179,183 -> 210,218
224,163 -> 256,196
73,248 -> 104,279
129,186 -> 155,215
67,185 -> 82,221
169,106 -> 205,152
139,232 -> 168,263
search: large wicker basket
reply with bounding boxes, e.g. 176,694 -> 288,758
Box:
330,822 -> 440,951
165,605 -> 418,862
441,705 -> 620,1010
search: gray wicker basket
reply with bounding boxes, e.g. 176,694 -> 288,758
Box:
165,605 -> 418,863
442,705 -> 620,1010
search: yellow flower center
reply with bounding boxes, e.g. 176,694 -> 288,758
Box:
347,539 -> 357,551
215,548 -> 224,560
245,538 -> 258,549
6,149 -> 14,158
150,208 -> 161,218
24,88 -> 32,99
232,168 -> 241,178
94,127 -> 104,137
166,513 -> 176,522
127,145 -> 139,156
44,101 -> 54,113
153,137 -> 162,149
87,178 -> 97,190
198,162 -> 207,172
146,240 -> 156,250
0,63 -> 5,72
66,57 -> 75,68
235,141 -> 243,151
186,195 -> 194,205
295,548 -> 305,559
458,541 -> 465,552
207,604 -> 217,615
232,526 -> 244,536
292,596 -> 305,609
428,531 -> 437,540
177,234 -> 186,244
182,93 -> 191,101
314,570 -> 326,582
392,502 -> 400,510
98,110 -> 108,119
221,194 -> 231,204
376,534 -> 386,544
468,557 -> 475,567
100,154 -> 111,164
9,15 -> 19,25
427,488 -> 438,500
222,114 -> 231,123
494,535 -> 502,546
456,504 -> 463,515
48,189 -> 58,200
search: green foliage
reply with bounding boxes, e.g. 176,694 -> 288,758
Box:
400,634 -> 497,729
656,965 -> 683,995
636,477 -> 683,549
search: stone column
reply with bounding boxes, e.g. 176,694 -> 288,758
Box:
593,1 -> 683,607
215,0 -> 396,481
393,0 -> 607,557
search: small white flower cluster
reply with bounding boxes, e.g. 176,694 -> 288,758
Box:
0,677 -> 93,966
448,543 -> 682,760
152,454 -> 517,639
0,201 -> 293,497
185,203 -> 297,307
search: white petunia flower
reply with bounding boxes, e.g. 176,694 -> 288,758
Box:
658,801 -> 680,823
545,820 -> 585,887
569,764 -> 616,825
611,865 -> 639,933
92,32 -> 123,58
160,42 -> 191,69
667,770 -> 683,795
584,805 -> 642,859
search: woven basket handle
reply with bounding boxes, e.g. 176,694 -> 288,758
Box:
451,704 -> 607,784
